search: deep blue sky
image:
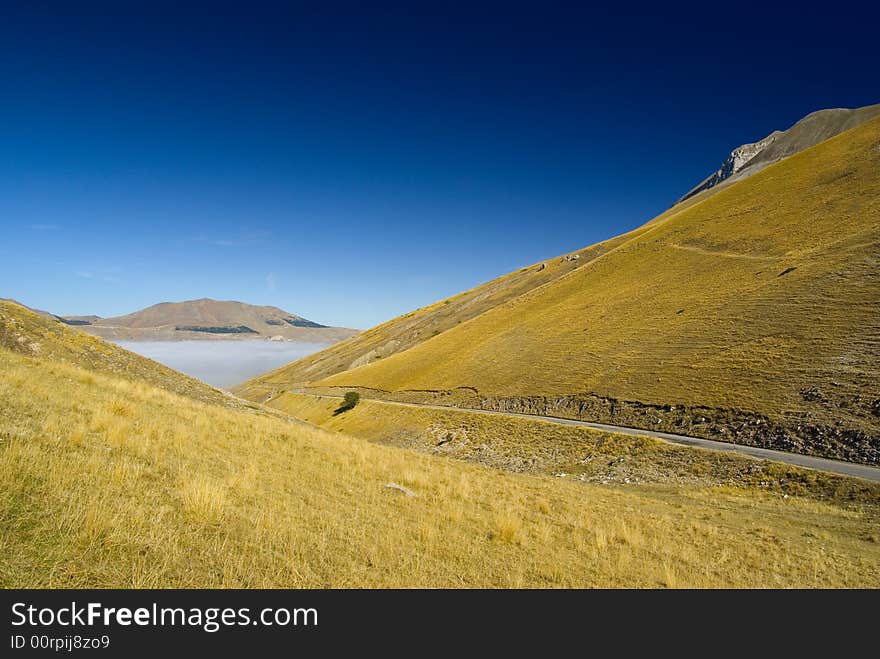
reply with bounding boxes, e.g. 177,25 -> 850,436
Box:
2,2 -> 877,328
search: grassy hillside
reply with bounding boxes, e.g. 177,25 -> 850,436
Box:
241,115 -> 880,464
235,231 -> 643,393
272,393 -> 879,504
235,192 -> 714,396
2,345 -> 879,587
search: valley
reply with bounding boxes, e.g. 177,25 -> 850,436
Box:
1,302 -> 878,588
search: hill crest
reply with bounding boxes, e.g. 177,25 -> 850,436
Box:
678,103 -> 880,202
69,298 -> 358,343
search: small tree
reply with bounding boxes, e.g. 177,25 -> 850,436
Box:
333,391 -> 360,415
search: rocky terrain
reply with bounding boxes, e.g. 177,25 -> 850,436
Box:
679,104 -> 880,202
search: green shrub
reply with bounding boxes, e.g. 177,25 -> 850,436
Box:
333,391 -> 361,416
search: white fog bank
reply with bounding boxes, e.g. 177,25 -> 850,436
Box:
114,340 -> 328,389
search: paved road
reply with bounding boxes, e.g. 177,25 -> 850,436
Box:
300,393 -> 880,482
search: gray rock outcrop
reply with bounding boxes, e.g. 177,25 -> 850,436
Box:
678,104 -> 880,203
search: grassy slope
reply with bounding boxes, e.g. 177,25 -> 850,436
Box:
2,302 -> 879,587
233,231 -> 649,397
234,190 -> 710,397
285,117 -> 880,449
272,393 -> 880,503
2,346 -> 879,588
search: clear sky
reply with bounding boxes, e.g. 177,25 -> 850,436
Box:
2,2 -> 877,329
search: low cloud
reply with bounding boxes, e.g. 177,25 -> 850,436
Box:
114,340 -> 329,388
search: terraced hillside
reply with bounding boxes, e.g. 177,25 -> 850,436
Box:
239,114 -> 880,464
2,301 -> 879,588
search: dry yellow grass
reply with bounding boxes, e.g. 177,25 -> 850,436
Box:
318,117 -> 880,413
233,230 -> 648,398
271,392 -> 880,503
234,186 -> 717,401
238,116 -> 880,462
2,346 -> 879,588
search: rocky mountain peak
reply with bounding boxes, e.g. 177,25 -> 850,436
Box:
684,131 -> 782,201
677,103 -> 880,204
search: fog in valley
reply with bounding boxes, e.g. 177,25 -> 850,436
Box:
115,340 -> 329,388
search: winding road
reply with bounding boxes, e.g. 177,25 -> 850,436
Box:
300,393 -> 880,482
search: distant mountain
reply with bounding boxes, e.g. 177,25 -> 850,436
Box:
678,103 -> 880,202
70,298 -> 358,342
59,315 -> 102,326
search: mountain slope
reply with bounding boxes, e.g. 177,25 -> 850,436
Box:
236,107 -> 880,396
234,217 -> 693,393
76,298 -> 358,342
240,113 -> 880,464
679,103 -> 880,202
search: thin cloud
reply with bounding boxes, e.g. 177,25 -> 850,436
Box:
29,224 -> 62,231
75,265 -> 122,282
191,231 -> 272,248
266,273 -> 277,291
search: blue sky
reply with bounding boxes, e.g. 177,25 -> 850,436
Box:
2,2 -> 877,328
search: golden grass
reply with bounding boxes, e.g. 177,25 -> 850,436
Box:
241,117 -> 880,443
270,392 -> 880,504
233,230 -> 647,399
235,188 -> 721,402
3,346 -> 878,588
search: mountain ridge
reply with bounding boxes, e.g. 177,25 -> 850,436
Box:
678,103 -> 880,202
61,297 -> 359,343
